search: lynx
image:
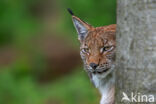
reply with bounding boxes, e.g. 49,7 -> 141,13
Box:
68,9 -> 116,104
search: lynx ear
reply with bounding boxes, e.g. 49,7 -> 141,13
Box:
72,16 -> 93,41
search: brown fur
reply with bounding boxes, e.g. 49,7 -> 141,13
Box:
71,15 -> 116,104
81,25 -> 116,67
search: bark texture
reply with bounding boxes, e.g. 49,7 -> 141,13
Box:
116,0 -> 156,103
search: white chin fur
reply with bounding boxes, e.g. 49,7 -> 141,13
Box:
91,67 -> 115,104
92,65 -> 114,86
92,69 -> 113,88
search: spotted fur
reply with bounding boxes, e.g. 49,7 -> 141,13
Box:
70,13 -> 116,104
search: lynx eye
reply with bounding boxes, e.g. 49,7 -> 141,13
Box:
82,48 -> 89,54
100,46 -> 113,53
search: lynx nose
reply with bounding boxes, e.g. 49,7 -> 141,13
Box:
89,63 -> 98,69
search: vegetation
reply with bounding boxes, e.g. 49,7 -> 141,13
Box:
0,0 -> 116,104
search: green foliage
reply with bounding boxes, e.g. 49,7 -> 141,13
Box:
0,0 -> 116,103
0,69 -> 98,104
0,0 -> 40,45
64,0 -> 116,26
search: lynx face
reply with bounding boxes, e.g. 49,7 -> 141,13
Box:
80,26 -> 116,74
71,15 -> 116,77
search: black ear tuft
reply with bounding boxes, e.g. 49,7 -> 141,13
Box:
67,8 -> 74,15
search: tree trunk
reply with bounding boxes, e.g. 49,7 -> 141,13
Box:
116,0 -> 156,103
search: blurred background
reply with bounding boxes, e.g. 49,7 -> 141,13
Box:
0,0 -> 116,104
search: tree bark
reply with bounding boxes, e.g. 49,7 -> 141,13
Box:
116,0 -> 156,103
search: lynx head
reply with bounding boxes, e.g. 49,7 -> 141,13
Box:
68,9 -> 116,78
